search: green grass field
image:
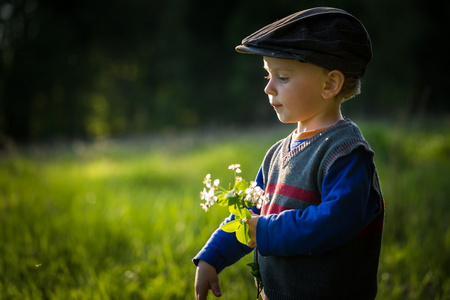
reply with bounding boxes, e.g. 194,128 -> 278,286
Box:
1,120 -> 449,299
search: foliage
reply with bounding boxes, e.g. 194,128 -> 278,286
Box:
0,121 -> 449,299
0,0 -> 449,142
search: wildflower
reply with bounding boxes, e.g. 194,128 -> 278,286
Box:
257,194 -> 270,209
200,188 -> 217,205
200,164 -> 266,244
198,163 -> 267,292
203,174 -> 211,185
245,181 -> 269,209
200,202 -> 210,212
203,174 -> 220,190
228,164 -> 242,173
213,179 -> 220,189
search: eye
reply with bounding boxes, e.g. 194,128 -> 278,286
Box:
264,75 -> 288,82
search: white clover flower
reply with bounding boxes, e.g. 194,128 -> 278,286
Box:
204,174 -> 220,190
200,187 -> 209,201
245,181 -> 258,200
228,164 -> 241,173
213,179 -> 220,189
207,189 -> 217,205
200,187 -> 217,205
199,164 -> 269,245
245,181 -> 257,194
203,174 -> 211,185
200,202 -> 210,212
244,181 -> 269,209
256,194 -> 270,209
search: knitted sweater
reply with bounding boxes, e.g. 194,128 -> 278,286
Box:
258,119 -> 384,300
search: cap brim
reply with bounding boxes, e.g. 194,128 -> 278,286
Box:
236,44 -> 365,76
235,45 -> 300,60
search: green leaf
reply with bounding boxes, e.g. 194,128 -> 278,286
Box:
244,200 -> 254,208
251,270 -> 260,277
216,192 -> 229,206
235,223 -> 251,245
247,262 -> 258,271
229,203 -> 246,219
244,208 -> 252,219
234,179 -> 249,192
219,192 -> 240,207
228,203 -> 239,216
221,220 -> 241,233
247,263 -> 262,282
227,195 -> 240,206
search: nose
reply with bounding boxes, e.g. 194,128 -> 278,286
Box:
264,79 -> 277,96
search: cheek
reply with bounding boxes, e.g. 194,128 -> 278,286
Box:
286,83 -> 321,110
287,83 -> 312,101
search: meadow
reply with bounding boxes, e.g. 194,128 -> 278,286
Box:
0,119 -> 449,299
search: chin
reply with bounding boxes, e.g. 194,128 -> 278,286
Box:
277,116 -> 296,124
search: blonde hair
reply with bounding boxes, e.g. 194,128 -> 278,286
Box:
338,76 -> 361,103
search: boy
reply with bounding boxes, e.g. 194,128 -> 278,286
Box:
194,7 -> 384,300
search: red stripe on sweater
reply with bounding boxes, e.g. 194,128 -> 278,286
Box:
261,202 -> 291,215
266,183 -> 321,204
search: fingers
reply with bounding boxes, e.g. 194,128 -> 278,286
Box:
210,276 -> 222,297
195,289 -> 207,300
245,215 -> 259,248
195,276 -> 222,299
195,260 -> 222,299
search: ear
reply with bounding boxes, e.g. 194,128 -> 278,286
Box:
322,70 -> 345,100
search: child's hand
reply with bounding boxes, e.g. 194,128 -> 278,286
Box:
195,260 -> 222,300
246,211 -> 260,248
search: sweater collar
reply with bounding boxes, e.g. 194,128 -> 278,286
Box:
292,127 -> 329,141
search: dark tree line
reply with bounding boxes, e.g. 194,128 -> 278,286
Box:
0,0 -> 449,143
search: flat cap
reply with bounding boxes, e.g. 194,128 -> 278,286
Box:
236,7 -> 372,77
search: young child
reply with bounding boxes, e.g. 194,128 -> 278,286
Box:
194,7 -> 384,300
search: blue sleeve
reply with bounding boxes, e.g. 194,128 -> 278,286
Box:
192,176 -> 262,272
256,147 -> 379,256
255,166 -> 265,189
192,214 -> 254,273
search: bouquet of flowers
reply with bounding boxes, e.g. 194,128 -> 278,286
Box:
199,164 -> 269,245
200,164 -> 268,299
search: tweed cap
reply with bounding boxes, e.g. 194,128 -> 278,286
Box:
235,7 -> 372,77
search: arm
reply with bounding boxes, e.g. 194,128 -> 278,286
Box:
193,176 -> 262,297
255,147 -> 379,256
193,208 -> 259,272
193,169 -> 263,269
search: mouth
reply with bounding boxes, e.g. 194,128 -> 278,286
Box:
271,103 -> 282,110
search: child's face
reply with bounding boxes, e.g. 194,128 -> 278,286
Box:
263,56 -> 330,126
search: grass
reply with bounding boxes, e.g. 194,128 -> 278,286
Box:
0,120 -> 449,299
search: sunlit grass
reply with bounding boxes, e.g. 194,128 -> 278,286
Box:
0,121 -> 449,299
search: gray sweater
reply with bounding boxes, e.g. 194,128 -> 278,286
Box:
259,119 -> 384,300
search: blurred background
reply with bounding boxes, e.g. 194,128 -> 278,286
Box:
0,0 -> 449,144
1,1 -> 450,299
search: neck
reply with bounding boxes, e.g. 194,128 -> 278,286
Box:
297,112 -> 343,133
